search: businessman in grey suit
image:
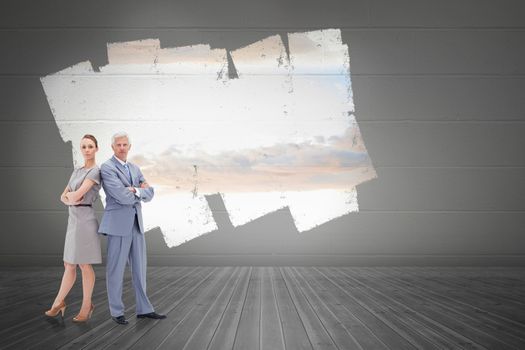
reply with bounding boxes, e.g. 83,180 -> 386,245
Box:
99,131 -> 166,325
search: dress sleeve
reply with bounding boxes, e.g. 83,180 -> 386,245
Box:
86,167 -> 101,185
66,169 -> 77,189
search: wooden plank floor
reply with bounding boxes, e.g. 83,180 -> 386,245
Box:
0,266 -> 524,349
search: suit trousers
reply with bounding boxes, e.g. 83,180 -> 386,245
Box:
106,214 -> 154,317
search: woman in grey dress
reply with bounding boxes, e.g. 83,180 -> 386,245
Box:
45,134 -> 102,322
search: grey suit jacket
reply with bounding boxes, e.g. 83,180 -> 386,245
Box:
98,156 -> 154,236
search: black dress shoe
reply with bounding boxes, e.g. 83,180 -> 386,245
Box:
112,315 -> 129,325
137,312 -> 166,319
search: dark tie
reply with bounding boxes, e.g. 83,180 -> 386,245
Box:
123,163 -> 133,184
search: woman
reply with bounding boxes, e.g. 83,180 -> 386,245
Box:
45,134 -> 102,322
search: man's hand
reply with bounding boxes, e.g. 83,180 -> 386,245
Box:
127,187 -> 137,193
139,182 -> 150,189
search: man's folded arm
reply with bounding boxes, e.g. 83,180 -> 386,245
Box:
137,168 -> 154,202
101,164 -> 140,205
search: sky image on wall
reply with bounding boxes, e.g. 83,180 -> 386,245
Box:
41,29 -> 377,247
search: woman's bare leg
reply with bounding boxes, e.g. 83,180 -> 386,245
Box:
78,264 -> 95,314
52,262 -> 77,306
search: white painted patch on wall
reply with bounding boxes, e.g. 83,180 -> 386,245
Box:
41,29 -> 377,248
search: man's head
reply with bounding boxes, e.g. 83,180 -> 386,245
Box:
111,131 -> 131,162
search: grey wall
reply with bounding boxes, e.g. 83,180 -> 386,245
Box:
1,0 -> 524,266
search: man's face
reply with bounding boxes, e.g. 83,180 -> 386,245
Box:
112,136 -> 131,161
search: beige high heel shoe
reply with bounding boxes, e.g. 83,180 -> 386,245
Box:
45,300 -> 66,317
72,304 -> 94,323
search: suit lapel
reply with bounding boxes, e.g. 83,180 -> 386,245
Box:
111,156 -> 132,186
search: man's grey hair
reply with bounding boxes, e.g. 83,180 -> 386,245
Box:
111,131 -> 131,145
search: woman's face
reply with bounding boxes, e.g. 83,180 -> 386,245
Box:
80,138 -> 98,160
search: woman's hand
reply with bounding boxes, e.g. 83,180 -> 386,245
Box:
60,194 -> 69,205
140,182 -> 150,189
60,189 -> 71,205
62,192 -> 84,205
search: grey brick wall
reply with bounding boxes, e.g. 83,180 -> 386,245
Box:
1,0 -> 524,265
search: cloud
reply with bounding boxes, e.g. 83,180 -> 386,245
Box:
132,125 -> 376,194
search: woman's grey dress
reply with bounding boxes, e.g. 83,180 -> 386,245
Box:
63,166 -> 102,264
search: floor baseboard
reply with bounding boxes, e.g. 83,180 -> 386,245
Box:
1,254 -> 525,266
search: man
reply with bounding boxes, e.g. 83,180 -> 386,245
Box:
99,131 -> 166,325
